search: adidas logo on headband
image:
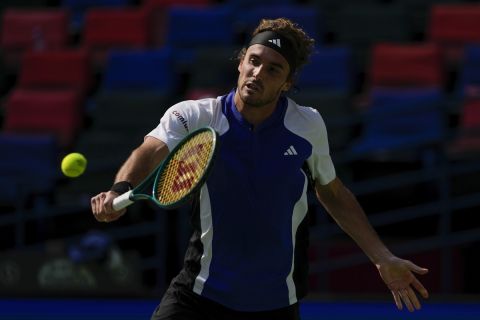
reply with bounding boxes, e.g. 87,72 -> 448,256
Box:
249,31 -> 296,72
268,38 -> 282,47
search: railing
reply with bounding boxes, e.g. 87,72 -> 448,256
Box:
1,135 -> 479,297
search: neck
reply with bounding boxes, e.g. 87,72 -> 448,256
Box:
233,90 -> 279,127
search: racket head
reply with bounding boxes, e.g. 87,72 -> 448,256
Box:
152,126 -> 218,209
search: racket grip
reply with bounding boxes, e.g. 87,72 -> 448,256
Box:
112,190 -> 134,211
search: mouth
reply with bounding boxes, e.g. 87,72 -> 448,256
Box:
245,81 -> 263,93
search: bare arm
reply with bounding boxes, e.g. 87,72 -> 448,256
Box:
114,136 -> 170,186
91,137 -> 169,222
315,177 -> 429,312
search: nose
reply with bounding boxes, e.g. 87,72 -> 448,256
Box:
252,64 -> 264,79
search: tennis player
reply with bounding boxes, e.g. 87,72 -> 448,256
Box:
91,18 -> 429,319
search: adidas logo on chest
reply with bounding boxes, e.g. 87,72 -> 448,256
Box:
284,145 -> 298,156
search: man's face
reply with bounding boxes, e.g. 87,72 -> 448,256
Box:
237,44 -> 292,108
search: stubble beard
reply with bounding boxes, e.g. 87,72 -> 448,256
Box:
238,82 -> 283,109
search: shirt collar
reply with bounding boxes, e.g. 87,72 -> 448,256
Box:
225,88 -> 288,131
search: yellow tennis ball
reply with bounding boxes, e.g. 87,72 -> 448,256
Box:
61,153 -> 87,178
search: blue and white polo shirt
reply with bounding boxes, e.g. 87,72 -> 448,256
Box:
147,89 -> 336,312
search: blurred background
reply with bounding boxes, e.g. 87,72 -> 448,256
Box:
0,0 -> 480,318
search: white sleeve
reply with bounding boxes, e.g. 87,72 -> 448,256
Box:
146,99 -> 216,151
308,113 -> 336,185
299,108 -> 336,186
285,100 -> 336,185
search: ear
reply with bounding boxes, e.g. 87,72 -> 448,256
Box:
282,79 -> 293,92
238,56 -> 244,73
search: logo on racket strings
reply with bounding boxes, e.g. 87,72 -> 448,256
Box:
171,143 -> 207,193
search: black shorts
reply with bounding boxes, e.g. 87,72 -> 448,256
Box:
151,285 -> 301,320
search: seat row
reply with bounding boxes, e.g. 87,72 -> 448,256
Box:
3,2 -> 480,70
4,39 -> 480,147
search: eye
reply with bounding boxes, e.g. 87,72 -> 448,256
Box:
268,66 -> 282,76
249,56 -> 260,66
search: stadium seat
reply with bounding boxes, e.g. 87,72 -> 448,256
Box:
456,45 -> 480,99
448,99 -> 480,157
396,0 -> 465,39
369,43 -> 443,89
234,5 -> 322,43
428,4 -> 480,65
143,0 -> 213,47
0,133 -> 59,208
0,8 -> 69,69
18,49 -> 92,95
101,47 -> 176,94
296,46 -> 352,93
348,88 -> 445,161
83,8 -> 149,67
166,5 -> 234,47
165,5 -> 234,66
333,3 -> 411,69
185,46 -> 238,100
3,89 -> 83,149
61,0 -> 130,32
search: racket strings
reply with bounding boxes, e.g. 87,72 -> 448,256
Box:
156,132 -> 213,204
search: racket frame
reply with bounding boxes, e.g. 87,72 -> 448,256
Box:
112,126 -> 218,211
152,126 -> 218,209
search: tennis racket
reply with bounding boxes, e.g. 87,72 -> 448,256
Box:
112,126 -> 218,210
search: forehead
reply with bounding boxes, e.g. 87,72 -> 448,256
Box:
245,44 -> 289,70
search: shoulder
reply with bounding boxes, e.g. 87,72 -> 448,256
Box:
165,97 -> 222,132
284,97 -> 327,134
169,97 -> 219,117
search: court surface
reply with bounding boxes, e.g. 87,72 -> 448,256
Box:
0,298 -> 479,319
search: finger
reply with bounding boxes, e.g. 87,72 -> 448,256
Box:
406,287 -> 421,310
91,196 -> 99,214
391,291 -> 403,310
411,277 -> 429,298
93,198 -> 102,217
400,289 -> 414,312
406,261 -> 429,274
92,194 -> 107,220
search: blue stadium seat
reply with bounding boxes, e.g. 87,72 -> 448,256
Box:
296,46 -> 352,93
0,134 -> 59,208
235,5 -> 322,43
457,45 -> 480,99
102,47 -> 176,94
165,5 -> 234,67
165,6 -> 234,48
348,88 -> 445,159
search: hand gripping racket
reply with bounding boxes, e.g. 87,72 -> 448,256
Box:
112,127 -> 218,210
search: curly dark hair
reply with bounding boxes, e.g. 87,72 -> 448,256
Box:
238,18 -> 316,78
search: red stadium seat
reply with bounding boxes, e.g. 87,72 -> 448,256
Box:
83,8 -> 149,67
428,4 -> 480,65
3,89 -> 83,148
18,49 -> 92,95
0,9 -> 69,69
369,43 -> 443,88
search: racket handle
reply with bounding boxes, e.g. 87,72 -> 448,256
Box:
112,190 -> 134,211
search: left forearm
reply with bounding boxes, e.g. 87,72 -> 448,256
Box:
316,178 -> 393,265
